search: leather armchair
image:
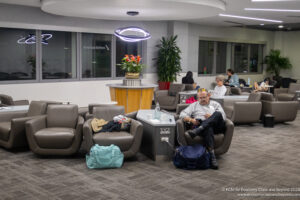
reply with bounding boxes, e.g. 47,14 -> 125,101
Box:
224,93 -> 262,124
260,92 -> 299,123
0,101 -> 48,149
85,103 -> 116,120
154,83 -> 185,110
83,106 -> 143,159
25,104 -> 83,155
274,83 -> 300,101
176,118 -> 234,155
0,94 -> 29,106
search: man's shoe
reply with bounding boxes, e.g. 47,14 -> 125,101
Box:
187,129 -> 197,139
209,151 -> 219,170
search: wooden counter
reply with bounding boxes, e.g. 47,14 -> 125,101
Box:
107,84 -> 157,113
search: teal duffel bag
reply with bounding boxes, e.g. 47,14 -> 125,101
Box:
86,144 -> 124,169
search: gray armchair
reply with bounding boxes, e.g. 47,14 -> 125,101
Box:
176,118 -> 234,155
0,94 -> 29,106
260,92 -> 299,123
154,83 -> 185,110
85,103 -> 116,120
274,83 -> 300,101
25,104 -> 83,155
224,93 -> 262,124
83,106 -> 143,159
0,101 -> 48,149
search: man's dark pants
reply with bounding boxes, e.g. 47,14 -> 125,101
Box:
194,111 -> 226,149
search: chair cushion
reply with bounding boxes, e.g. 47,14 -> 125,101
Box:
184,131 -> 224,148
288,83 -> 300,94
0,122 -> 11,141
93,131 -> 134,151
168,84 -> 185,96
27,101 -> 47,117
277,93 -> 295,101
247,93 -> 261,102
260,92 -> 274,101
47,104 -> 78,129
156,95 -> 176,106
34,128 -> 75,149
93,106 -> 124,121
224,106 -> 234,119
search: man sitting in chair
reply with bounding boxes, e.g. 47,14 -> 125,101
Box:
179,89 -> 226,170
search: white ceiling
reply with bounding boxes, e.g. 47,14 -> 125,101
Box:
0,0 -> 300,26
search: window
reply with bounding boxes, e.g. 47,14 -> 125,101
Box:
42,31 -> 77,79
116,38 -> 142,77
216,42 -> 228,74
0,27 -> 143,84
233,43 -> 249,73
198,40 -> 264,75
198,41 -> 214,74
82,33 -> 111,78
0,28 -> 36,81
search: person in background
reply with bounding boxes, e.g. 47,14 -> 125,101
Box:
182,71 -> 197,89
254,77 -> 270,92
211,75 -> 227,98
225,69 -> 239,87
179,89 -> 226,170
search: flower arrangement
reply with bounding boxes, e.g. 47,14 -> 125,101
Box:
119,54 -> 144,73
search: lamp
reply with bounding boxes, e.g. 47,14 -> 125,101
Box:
17,33 -> 52,45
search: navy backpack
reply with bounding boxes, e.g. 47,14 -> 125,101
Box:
173,144 -> 210,170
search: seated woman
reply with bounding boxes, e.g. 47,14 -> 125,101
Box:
211,75 -> 227,98
182,71 -> 199,90
254,77 -> 270,92
225,69 -> 239,87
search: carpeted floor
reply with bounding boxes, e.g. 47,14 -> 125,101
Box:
1,114 -> 300,200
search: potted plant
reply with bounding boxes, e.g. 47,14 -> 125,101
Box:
156,35 -> 182,90
119,54 -> 145,79
265,49 -> 292,79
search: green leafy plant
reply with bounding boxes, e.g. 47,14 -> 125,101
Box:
118,54 -> 144,73
265,49 -> 292,77
156,35 -> 182,82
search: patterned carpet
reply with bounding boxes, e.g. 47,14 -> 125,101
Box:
0,114 -> 300,200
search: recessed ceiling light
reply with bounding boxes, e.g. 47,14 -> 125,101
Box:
260,24 -> 265,26
245,8 -> 300,12
278,25 -> 284,28
252,0 -> 296,2
219,14 -> 283,23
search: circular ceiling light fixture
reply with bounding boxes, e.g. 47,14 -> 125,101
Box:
278,25 -> 284,29
114,26 -> 151,42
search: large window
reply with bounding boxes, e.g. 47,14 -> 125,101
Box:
198,40 -> 264,75
198,41 -> 214,74
116,38 -> 142,77
82,34 -> 112,78
0,28 -> 143,84
42,31 -> 77,79
0,28 -> 36,81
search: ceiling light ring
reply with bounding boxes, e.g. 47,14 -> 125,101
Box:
114,26 -> 151,42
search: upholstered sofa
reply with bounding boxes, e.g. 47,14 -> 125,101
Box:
0,101 -> 48,149
274,83 -> 300,101
0,94 -> 29,106
26,104 -> 83,155
260,92 -> 299,123
154,83 -> 185,110
83,106 -> 143,159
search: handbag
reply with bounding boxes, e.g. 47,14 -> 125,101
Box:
86,144 -> 124,169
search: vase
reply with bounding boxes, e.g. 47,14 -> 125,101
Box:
158,81 -> 171,90
125,72 -> 140,79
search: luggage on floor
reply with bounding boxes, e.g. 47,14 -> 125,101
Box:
86,144 -> 124,169
173,144 -> 210,170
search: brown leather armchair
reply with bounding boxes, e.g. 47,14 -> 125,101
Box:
25,104 -> 83,155
176,118 -> 234,155
260,92 -> 299,123
83,106 -> 143,159
274,83 -> 300,101
224,93 -> 262,124
154,83 -> 185,110
0,94 -> 29,106
0,101 -> 48,149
